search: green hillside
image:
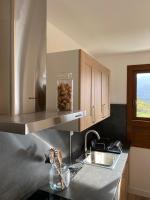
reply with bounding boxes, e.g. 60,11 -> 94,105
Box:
137,98 -> 150,118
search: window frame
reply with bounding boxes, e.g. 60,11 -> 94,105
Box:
127,64 -> 150,149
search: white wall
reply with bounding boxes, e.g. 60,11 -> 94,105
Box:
47,22 -> 82,53
98,51 -> 150,104
98,51 -> 150,197
129,147 -> 150,197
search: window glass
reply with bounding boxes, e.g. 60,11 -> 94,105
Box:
136,73 -> 150,118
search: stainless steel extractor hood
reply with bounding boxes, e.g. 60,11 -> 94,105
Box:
0,0 -> 85,134
0,111 -> 85,134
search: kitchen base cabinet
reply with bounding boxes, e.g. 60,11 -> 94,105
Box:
46,49 -> 110,132
115,159 -> 129,200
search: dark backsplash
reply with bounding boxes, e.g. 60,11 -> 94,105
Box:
94,104 -> 127,144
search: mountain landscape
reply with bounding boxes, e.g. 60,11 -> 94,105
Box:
136,74 -> 150,117
137,74 -> 150,101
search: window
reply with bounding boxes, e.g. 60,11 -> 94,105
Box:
136,73 -> 150,118
127,64 -> 150,149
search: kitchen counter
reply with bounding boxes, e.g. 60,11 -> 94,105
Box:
37,151 -> 128,200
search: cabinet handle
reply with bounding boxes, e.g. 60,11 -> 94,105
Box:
92,105 -> 95,123
102,104 -> 106,118
94,106 -> 96,122
75,114 -> 82,118
90,105 -> 92,116
28,97 -> 39,100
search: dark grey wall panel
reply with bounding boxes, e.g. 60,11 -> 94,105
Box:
94,104 -> 127,143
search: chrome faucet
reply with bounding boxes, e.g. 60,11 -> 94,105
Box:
85,130 -> 100,153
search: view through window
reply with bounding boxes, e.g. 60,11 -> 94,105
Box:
136,73 -> 150,118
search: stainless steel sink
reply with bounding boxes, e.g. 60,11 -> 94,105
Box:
83,151 -> 120,168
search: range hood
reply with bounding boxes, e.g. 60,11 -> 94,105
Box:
0,111 -> 85,134
0,0 -> 85,134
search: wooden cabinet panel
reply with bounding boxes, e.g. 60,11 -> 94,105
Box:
80,52 -> 93,130
118,160 -> 129,200
92,65 -> 102,123
102,69 -> 110,118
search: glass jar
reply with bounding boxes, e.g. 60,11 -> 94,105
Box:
49,164 -> 70,191
57,73 -> 73,111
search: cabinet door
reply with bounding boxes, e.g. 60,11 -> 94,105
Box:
117,160 -> 128,200
92,65 -> 102,123
102,70 -> 110,118
80,51 -> 93,130
120,160 -> 128,200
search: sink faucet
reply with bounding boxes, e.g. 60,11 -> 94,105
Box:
85,130 -> 100,153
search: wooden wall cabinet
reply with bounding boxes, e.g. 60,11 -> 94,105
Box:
46,49 -> 110,132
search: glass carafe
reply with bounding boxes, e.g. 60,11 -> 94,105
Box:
49,164 -> 70,191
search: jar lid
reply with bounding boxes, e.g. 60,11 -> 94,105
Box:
57,72 -> 72,80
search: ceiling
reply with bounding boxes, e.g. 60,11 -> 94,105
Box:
47,0 -> 150,56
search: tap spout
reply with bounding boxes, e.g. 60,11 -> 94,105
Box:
85,130 -> 100,153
